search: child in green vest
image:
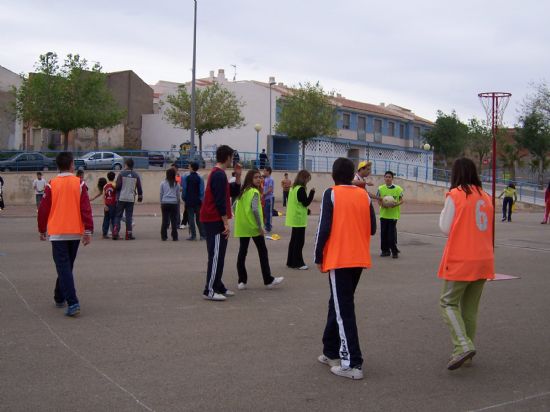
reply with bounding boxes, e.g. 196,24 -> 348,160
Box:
285,170 -> 316,269
376,170 -> 404,258
234,169 -> 284,290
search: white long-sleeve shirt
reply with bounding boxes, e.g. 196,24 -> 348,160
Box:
439,196 -> 456,236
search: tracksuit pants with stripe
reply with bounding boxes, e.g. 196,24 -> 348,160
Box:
203,221 -> 228,297
440,279 -> 486,356
323,268 -> 363,369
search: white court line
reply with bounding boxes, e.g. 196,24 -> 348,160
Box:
400,231 -> 550,253
0,270 -> 155,412
469,390 -> 550,411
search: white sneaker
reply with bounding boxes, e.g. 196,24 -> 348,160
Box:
237,282 -> 247,290
179,224 -> 187,229
318,354 -> 340,367
266,277 -> 284,289
298,265 -> 309,270
330,365 -> 363,380
223,290 -> 235,297
203,293 -> 226,301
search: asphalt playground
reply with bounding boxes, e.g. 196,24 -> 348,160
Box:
1,204 -> 549,411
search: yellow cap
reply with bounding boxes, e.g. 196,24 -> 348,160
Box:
357,161 -> 371,171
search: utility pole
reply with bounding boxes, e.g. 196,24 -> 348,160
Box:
190,0 -> 197,156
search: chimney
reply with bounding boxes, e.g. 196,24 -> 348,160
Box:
209,70 -> 215,79
379,102 -> 385,107
269,76 -> 276,85
277,82 -> 284,87
336,93 -> 342,98
217,69 -> 226,81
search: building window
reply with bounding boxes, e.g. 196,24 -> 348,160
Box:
388,122 -> 395,137
342,113 -> 351,130
358,116 -> 366,131
374,119 -> 382,133
413,126 -> 421,139
399,124 -> 405,138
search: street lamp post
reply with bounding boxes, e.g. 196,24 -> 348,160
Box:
190,0 -> 197,157
268,77 -> 276,136
423,143 -> 431,181
254,124 -> 262,168
44,52 -> 54,151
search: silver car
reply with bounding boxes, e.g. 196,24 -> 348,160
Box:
75,151 -> 124,170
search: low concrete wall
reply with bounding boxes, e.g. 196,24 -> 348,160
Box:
0,170 -> 543,212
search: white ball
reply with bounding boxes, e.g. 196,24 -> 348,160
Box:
382,195 -> 396,207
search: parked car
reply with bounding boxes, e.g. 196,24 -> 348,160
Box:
174,153 -> 206,169
146,152 -> 165,167
0,152 -> 56,172
75,151 -> 124,170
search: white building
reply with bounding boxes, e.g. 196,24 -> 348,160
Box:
0,65 -> 23,149
142,69 -> 280,157
142,69 -> 434,174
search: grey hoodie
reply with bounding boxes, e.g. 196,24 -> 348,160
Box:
160,180 -> 181,204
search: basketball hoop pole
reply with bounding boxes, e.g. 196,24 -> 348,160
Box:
478,92 -> 511,247
491,94 -> 497,245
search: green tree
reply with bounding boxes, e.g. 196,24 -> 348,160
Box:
516,111 -> 550,186
467,117 -> 492,172
275,82 -> 337,169
15,53 -> 124,150
424,110 -> 468,165
163,82 -> 245,153
497,129 -> 524,181
521,81 -> 550,122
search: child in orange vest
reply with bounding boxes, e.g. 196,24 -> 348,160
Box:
38,152 -> 94,317
314,158 -> 376,380
438,158 -> 494,370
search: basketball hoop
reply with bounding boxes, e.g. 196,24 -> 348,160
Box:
478,91 -> 512,247
478,92 -> 511,130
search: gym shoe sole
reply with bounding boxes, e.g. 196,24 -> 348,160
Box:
330,365 -> 363,380
266,277 -> 284,289
237,282 -> 247,290
223,290 -> 235,297
318,354 -> 340,367
203,293 -> 226,301
447,350 -> 476,370
298,265 -> 309,270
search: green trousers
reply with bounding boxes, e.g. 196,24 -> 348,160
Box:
440,279 -> 486,356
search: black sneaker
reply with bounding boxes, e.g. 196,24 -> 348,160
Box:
380,252 -> 391,257
392,253 -> 398,259
447,350 -> 476,370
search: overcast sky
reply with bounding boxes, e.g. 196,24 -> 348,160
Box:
2,0 -> 549,125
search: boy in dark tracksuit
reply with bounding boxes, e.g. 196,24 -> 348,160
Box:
314,157 -> 376,380
200,145 -> 235,301
182,162 -> 205,240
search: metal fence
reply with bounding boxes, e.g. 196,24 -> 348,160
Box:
1,149 -> 546,205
